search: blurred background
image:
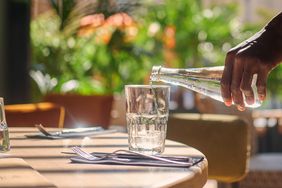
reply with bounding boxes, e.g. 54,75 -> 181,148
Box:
1,0 -> 282,187
1,0 -> 282,128
1,0 -> 282,135
1,0 -> 282,137
1,0 -> 282,106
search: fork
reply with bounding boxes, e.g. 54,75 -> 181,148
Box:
72,146 -> 130,162
72,146 -> 193,166
35,124 -> 53,136
35,124 -> 116,137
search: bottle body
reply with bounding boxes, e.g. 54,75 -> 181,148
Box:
150,66 -> 261,108
0,98 -> 10,152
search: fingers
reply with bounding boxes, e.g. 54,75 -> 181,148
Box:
256,69 -> 268,101
231,57 -> 245,110
240,59 -> 258,105
221,53 -> 234,106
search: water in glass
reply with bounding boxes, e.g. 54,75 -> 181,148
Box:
126,113 -> 167,154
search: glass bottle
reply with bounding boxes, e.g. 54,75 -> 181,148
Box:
150,66 -> 261,108
0,97 -> 10,152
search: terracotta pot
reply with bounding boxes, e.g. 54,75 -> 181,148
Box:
44,94 -> 113,129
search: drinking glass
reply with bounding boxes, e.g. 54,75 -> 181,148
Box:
125,85 -> 170,155
0,97 -> 10,152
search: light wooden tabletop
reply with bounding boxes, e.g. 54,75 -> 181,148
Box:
5,127 -> 208,188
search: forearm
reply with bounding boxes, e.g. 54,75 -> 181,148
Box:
244,12 -> 282,44
228,12 -> 282,63
264,12 -> 282,63
265,12 -> 282,37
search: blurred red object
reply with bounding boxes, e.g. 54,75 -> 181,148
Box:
5,102 -> 65,128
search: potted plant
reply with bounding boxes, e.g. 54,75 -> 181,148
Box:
30,0 -> 155,128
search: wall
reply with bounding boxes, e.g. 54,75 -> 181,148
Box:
0,0 -> 31,104
0,1 -> 7,98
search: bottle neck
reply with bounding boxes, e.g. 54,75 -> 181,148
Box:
150,66 -> 224,82
151,66 -> 182,82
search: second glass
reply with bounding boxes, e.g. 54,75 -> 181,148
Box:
125,85 -> 170,155
0,97 -> 10,152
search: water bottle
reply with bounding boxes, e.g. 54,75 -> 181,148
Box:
150,66 -> 261,108
0,97 -> 10,152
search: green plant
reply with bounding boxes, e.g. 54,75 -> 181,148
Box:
34,0 -> 279,103
137,0 -> 260,68
30,0 -> 153,96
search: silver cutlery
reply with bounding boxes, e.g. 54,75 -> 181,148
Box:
35,124 -> 53,136
35,124 -> 117,138
71,146 -> 193,166
72,146 -> 130,162
62,151 -> 191,162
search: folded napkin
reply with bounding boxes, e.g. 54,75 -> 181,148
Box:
70,150 -> 204,168
26,127 -> 117,139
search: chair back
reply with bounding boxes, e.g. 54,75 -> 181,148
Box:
167,113 -> 250,183
5,102 -> 65,128
44,94 -> 113,128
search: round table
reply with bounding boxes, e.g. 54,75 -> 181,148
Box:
6,127 -> 208,188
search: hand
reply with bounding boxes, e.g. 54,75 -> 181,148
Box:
221,24 -> 282,111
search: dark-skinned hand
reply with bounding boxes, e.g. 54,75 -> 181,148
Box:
221,12 -> 282,111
